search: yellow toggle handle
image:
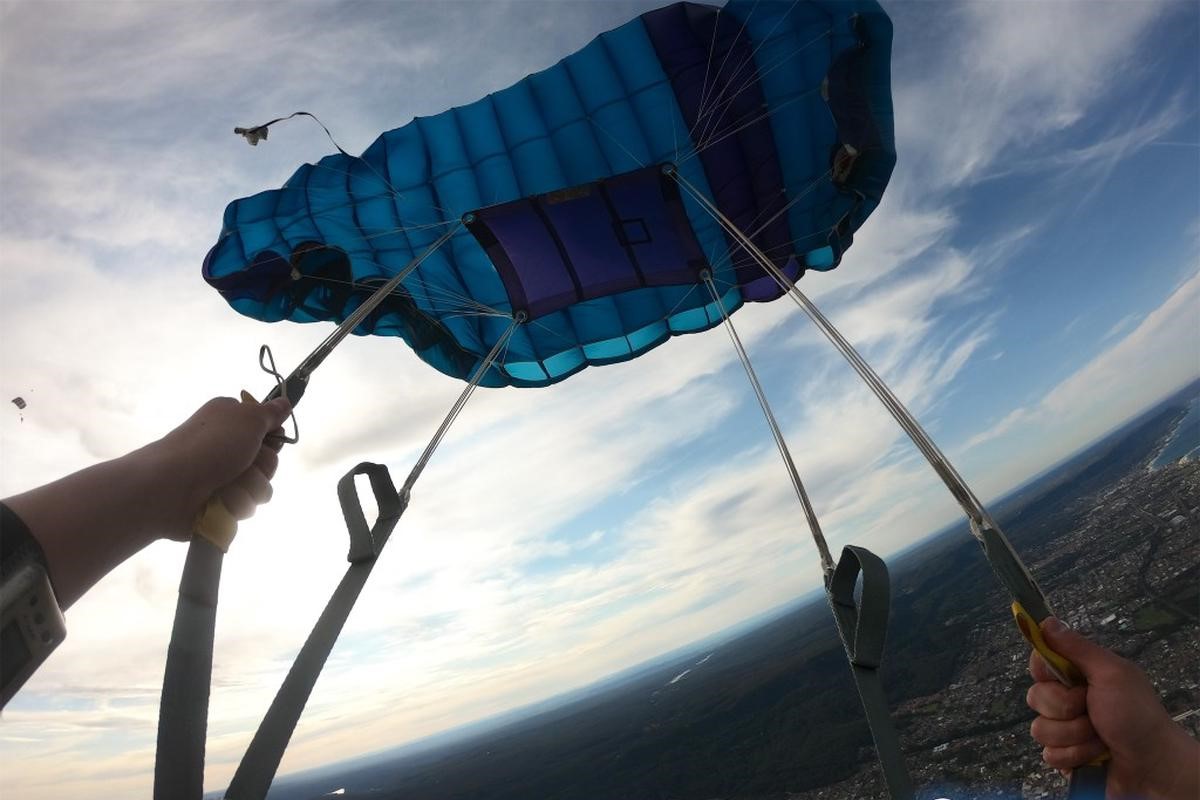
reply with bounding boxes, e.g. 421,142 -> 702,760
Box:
194,497 -> 238,552
1012,601 -> 1110,767
1012,601 -> 1083,686
190,391 -> 259,552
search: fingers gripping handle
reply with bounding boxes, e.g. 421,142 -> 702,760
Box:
1012,603 -> 1111,798
1012,603 -> 1083,687
192,389 -> 296,552
1012,604 -> 1109,765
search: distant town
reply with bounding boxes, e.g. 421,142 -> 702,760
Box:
790,459 -> 1199,800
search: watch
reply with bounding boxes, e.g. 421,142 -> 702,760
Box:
1,504 -> 67,708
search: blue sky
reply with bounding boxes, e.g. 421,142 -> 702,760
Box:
0,1 -> 1197,797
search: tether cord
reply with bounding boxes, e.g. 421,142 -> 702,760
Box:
671,170 -> 989,524
677,171 -> 1111,800
224,316 -> 522,800
675,168 -> 1107,799
403,315 -> 522,501
700,274 -> 833,573
402,314 -> 525,498
153,224 -> 465,800
668,168 -> 1049,611
699,273 -> 913,798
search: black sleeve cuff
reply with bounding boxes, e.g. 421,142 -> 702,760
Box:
0,503 -> 51,587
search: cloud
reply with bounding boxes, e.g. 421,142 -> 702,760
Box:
1037,269 -> 1200,419
1099,313 -> 1142,346
962,406 -> 1034,452
962,269 -> 1200,471
895,0 -> 1169,188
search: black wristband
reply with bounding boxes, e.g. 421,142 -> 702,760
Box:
0,504 -> 51,586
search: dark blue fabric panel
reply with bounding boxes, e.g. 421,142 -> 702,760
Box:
471,165 -> 706,320
726,0 -> 895,281
641,2 -> 791,291
742,256 -> 802,302
603,170 -> 706,279
599,17 -> 733,297
542,192 -> 639,298
478,200 -> 577,317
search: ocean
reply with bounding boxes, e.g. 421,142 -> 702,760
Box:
1151,394 -> 1200,468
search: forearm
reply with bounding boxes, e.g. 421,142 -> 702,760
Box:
3,440 -> 193,609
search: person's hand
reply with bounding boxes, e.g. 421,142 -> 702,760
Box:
1026,617 -> 1200,799
152,395 -> 293,541
4,393 -> 295,608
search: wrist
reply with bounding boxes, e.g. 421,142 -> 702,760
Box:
3,442 -> 191,609
126,438 -> 205,542
1149,724 -> 1200,800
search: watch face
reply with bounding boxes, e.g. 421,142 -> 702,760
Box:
0,562 -> 65,708
0,620 -> 31,688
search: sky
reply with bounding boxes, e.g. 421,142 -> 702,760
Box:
0,0 -> 1197,797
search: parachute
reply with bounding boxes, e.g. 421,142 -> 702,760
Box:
203,0 -> 895,387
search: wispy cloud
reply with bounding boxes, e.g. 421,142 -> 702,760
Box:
895,0 -> 1170,188
962,269 -> 1200,466
1099,313 -> 1141,346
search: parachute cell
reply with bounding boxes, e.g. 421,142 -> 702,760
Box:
202,0 -> 895,387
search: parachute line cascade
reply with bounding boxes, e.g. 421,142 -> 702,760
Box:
699,270 -> 833,572
156,1 -> 1104,798
223,319 -> 522,799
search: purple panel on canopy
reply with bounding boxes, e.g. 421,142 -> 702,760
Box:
469,165 -> 707,320
604,168 -> 708,280
470,199 -> 578,317
741,256 -> 804,302
640,3 -> 795,291
541,191 -> 638,301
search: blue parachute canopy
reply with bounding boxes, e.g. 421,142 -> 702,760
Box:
204,0 -> 894,388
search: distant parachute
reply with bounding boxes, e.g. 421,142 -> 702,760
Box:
10,397 -> 25,410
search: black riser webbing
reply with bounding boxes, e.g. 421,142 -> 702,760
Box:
826,545 -> 914,799
155,537 -> 223,800
225,463 -> 403,800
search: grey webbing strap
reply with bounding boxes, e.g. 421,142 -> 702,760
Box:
155,537 -> 223,800
826,545 -> 914,800
224,463 -> 404,800
979,525 -> 1051,622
